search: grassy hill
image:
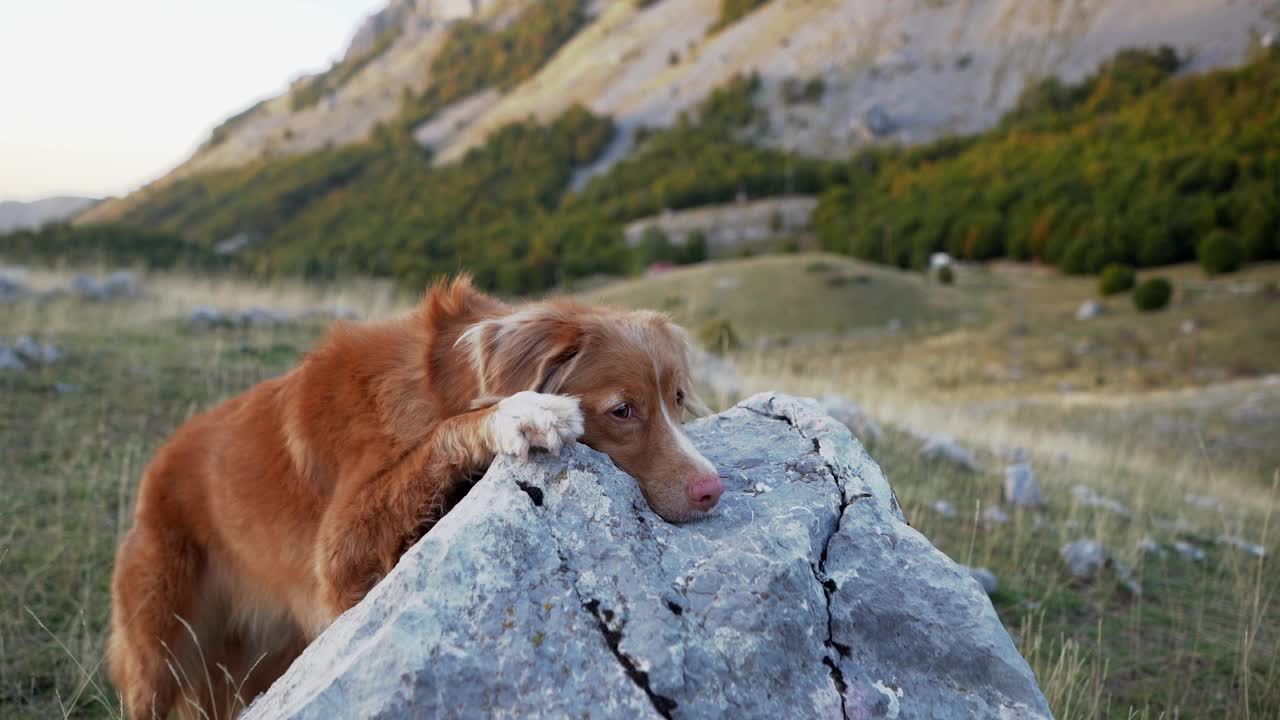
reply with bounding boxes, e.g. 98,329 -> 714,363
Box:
583,252 -> 979,341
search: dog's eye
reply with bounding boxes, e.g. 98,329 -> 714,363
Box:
610,403 -> 632,419
676,390 -> 685,407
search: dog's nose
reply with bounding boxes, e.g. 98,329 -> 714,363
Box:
686,472 -> 724,512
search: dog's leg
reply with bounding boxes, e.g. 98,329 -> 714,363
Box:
315,392 -> 583,621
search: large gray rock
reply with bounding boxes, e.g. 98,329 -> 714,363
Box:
246,393 -> 1050,719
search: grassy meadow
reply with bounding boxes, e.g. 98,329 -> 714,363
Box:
1,255 -> 1278,718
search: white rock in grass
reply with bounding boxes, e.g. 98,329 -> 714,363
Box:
930,500 -> 957,519
919,435 -> 982,473
1071,484 -> 1132,520
236,307 -> 293,327
0,345 -> 25,371
819,395 -> 884,444
1217,535 -> 1266,559
0,271 -> 29,302
1153,516 -> 1203,535
1111,560 -> 1143,597
1185,493 -> 1225,512
189,306 -> 225,328
1075,300 -> 1105,320
1172,541 -> 1207,563
982,506 -> 1010,528
1136,537 -> 1166,558
1060,540 -> 1106,580
1003,463 -> 1042,508
12,336 -> 61,365
966,566 -> 999,595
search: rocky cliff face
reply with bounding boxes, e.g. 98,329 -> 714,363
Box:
243,393 -> 1050,719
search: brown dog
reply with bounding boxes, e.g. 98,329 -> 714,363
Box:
107,276 -> 723,719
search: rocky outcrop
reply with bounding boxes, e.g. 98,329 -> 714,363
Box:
246,393 -> 1049,719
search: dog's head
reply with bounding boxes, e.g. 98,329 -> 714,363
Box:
459,302 -> 723,522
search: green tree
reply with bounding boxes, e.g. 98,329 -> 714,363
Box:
1197,229 -> 1241,275
1133,277 -> 1173,311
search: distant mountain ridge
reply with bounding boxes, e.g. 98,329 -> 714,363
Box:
80,0 -> 1278,224
0,197 -> 97,233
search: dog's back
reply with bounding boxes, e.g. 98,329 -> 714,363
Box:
107,278 -> 718,718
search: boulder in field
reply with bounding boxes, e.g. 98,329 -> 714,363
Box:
1060,540 -> 1106,580
918,434 -> 983,473
245,393 -> 1050,719
1075,300 -> 1104,320
819,395 -> 884,445
1003,462 -> 1042,508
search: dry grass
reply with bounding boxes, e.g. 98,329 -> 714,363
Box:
2,258 -> 1278,718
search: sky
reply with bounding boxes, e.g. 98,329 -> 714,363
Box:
0,0 -> 385,202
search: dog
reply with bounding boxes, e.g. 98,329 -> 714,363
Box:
107,276 -> 724,719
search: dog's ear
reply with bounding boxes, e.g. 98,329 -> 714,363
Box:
665,320 -> 712,417
457,307 -> 586,402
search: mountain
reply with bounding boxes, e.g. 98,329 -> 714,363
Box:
0,197 -> 97,233
80,0 -> 1277,224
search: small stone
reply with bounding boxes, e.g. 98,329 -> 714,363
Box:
236,307 -> 292,327
1180,319 -> 1199,335
966,566 -> 999,595
1060,540 -> 1106,580
1184,493 -> 1224,512
819,395 -> 884,444
12,336 -> 60,365
1136,537 -> 1166,558
1172,540 -> 1206,562
1075,300 -> 1104,320
1111,560 -> 1143,597
0,271 -> 29,303
1003,463 -> 1041,508
0,345 -> 25,371
189,306 -> 227,328
72,271 -> 140,300
1217,535 -> 1266,559
1071,484 -> 1132,520
982,506 -> 1010,528
54,382 -> 80,395
1153,516 -> 1202,535
919,435 -> 982,473
929,500 -> 957,519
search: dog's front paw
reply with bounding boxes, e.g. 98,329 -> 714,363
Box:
488,391 -> 584,460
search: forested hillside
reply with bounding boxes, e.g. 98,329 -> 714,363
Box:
814,47 -> 1280,272
4,47 -> 1279,290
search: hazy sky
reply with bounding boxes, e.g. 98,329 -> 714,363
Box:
0,0 -> 384,202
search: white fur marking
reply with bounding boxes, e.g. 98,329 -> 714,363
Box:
650,352 -> 716,476
456,322 -> 492,396
488,391 -> 585,461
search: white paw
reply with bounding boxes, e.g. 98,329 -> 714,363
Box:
488,391 -> 584,461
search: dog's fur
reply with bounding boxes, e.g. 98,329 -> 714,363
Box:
107,277 -> 722,719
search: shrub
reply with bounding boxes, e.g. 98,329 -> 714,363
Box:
681,231 -> 709,264
698,317 -> 740,355
1197,229 -> 1241,275
1133,277 -> 1173,312
1098,263 -> 1136,295
936,265 -> 955,285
